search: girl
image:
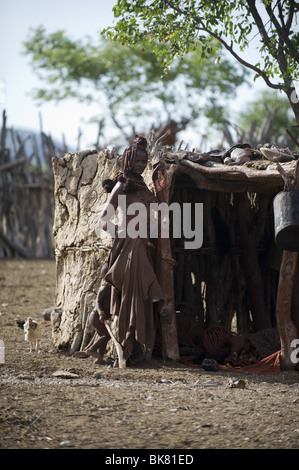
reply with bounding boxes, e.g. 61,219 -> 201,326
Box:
89,136 -> 165,366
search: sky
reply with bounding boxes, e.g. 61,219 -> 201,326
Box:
0,0 -> 273,152
0,0 -> 117,150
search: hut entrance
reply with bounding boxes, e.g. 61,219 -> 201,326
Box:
169,174 -> 280,335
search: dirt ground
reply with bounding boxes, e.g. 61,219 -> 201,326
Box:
1,259 -> 299,452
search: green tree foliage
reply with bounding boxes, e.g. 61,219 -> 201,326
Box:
239,91 -> 294,135
227,90 -> 297,148
104,0 -> 299,126
23,26 -> 247,145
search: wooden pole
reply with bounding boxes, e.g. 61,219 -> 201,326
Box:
153,174 -> 180,360
275,160 -> 299,370
276,250 -> 298,369
150,134 -> 180,361
157,229 -> 180,361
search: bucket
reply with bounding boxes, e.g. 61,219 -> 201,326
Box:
273,189 -> 299,252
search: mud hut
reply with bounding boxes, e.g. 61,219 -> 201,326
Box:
51,142 -> 299,369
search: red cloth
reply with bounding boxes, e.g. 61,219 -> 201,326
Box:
181,350 -> 282,375
220,350 -> 281,375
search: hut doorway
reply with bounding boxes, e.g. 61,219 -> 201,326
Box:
169,174 -> 281,336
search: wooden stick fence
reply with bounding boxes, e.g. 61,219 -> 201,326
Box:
0,110 -> 68,258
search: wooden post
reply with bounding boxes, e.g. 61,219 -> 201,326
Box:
291,258 -> 299,330
150,133 -> 180,361
158,233 -> 180,361
152,171 -> 180,361
276,250 -> 298,369
275,160 -> 299,370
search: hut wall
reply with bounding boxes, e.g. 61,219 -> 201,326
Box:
52,150 -> 119,351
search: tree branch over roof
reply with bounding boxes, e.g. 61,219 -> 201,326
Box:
104,0 -> 299,125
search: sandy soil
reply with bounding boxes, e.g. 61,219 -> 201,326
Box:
1,259 -> 299,452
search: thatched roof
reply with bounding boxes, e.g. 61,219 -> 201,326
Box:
157,145 -> 298,194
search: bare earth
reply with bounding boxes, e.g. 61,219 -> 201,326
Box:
1,259 -> 299,453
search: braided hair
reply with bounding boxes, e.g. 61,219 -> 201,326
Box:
102,136 -> 148,193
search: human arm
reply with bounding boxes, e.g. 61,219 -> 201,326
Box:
95,181 -> 123,236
